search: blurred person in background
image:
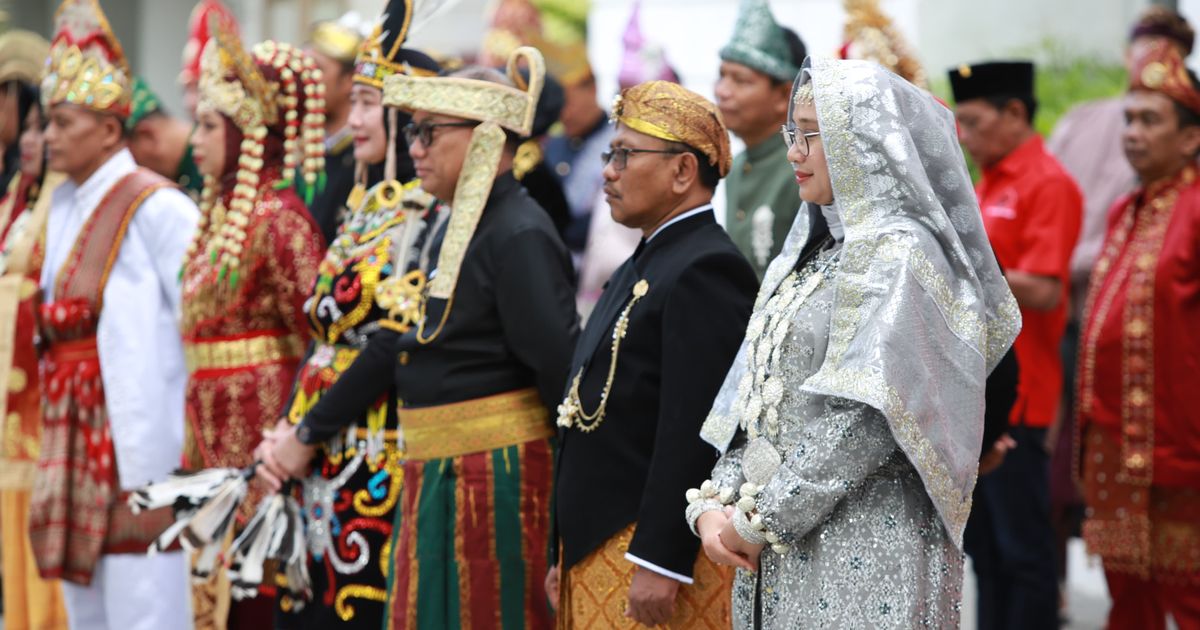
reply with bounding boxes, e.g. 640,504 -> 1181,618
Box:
574,0 -> 674,320
1044,9 -> 1192,616
126,78 -> 203,199
180,0 -> 239,120
303,11 -> 370,245
950,60 -> 1082,630
0,28 -> 69,630
716,0 -> 806,278
1076,39 -> 1200,630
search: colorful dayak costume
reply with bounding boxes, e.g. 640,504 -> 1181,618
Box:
719,0 -> 803,278
31,2 -> 200,627
276,3 -> 444,627
182,19 -> 327,629
1077,41 -> 1200,628
381,47 -> 580,629
690,58 -> 1020,628
554,81 -> 756,629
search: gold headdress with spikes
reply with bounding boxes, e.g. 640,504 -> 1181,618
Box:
841,0 -> 926,88
188,17 -> 327,288
354,0 -> 448,88
382,46 -> 543,339
41,0 -> 133,117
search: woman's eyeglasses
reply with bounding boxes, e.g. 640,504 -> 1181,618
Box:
402,120 -> 477,148
600,146 -> 684,171
780,125 -> 821,157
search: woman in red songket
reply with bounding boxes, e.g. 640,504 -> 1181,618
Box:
181,23 -> 326,630
0,58 -> 70,630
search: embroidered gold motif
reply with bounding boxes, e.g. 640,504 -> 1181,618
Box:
557,280 -> 650,432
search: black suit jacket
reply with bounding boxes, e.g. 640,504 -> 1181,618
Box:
554,210 -> 758,577
395,173 -> 580,412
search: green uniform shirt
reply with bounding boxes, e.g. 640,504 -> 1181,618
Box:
723,134 -> 800,278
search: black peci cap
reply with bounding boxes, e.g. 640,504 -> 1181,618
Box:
948,61 -> 1035,103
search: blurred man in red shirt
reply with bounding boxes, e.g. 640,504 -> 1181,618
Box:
1077,40 -> 1200,629
950,60 -> 1083,630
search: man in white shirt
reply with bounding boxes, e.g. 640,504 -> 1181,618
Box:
30,2 -> 198,628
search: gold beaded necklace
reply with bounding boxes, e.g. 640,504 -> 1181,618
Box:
557,279 -> 650,433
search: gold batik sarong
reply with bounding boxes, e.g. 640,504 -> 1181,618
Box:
558,523 -> 732,629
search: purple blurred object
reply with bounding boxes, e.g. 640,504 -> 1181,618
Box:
618,0 -> 680,89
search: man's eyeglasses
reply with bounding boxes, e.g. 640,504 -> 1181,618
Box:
780,125 -> 821,157
402,120 -> 477,148
601,146 -> 684,171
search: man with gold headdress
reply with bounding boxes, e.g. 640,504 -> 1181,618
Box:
31,1 -> 199,627
551,80 -> 756,629
380,48 -> 579,629
1076,39 -> 1200,628
1044,7 -> 1191,609
304,11 -> 369,244
716,0 -> 807,278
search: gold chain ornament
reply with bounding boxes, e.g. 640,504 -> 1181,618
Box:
557,279 -> 650,432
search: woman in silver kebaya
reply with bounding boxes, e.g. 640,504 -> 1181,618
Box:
686,56 -> 1021,628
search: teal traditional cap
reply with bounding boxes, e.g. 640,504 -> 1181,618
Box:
126,77 -> 163,131
719,0 -> 799,82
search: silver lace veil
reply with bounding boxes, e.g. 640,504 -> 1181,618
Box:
700,56 -> 1021,547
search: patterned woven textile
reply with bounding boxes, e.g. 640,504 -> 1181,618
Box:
559,523 -> 732,629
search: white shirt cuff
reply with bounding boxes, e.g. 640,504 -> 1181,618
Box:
624,553 -> 694,585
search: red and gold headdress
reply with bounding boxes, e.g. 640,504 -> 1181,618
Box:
181,0 -> 239,85
41,0 -> 132,118
188,17 -> 327,288
1129,38 -> 1200,116
840,0 -> 926,88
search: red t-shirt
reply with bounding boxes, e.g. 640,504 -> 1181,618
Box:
977,135 -> 1083,428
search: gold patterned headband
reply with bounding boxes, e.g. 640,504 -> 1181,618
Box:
382,46 -> 544,136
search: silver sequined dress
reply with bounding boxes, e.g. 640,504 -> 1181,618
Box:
702,241 -> 961,628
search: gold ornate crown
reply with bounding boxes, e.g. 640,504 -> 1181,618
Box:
198,15 -> 279,129
41,0 -> 133,117
842,0 -> 926,87
191,17 -> 327,289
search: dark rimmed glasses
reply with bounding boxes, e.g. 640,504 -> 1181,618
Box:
402,120 -> 477,148
780,125 -> 822,157
601,146 -> 684,171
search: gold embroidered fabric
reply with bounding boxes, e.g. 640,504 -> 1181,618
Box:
611,80 -> 733,177
398,388 -> 552,460
183,332 -> 305,373
382,46 -> 544,136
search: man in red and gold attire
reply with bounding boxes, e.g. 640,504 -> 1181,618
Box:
1077,40 -> 1200,628
950,60 -> 1083,630
32,1 -> 199,627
